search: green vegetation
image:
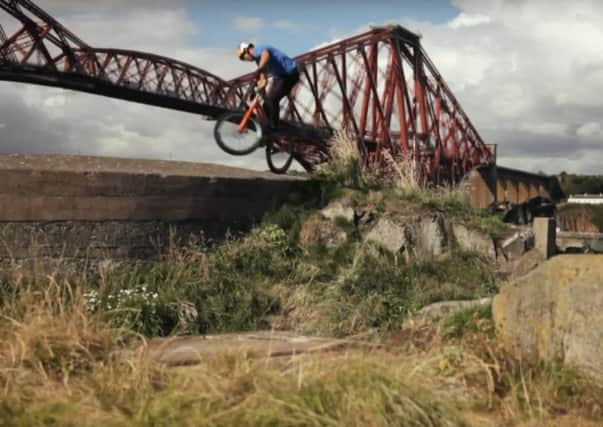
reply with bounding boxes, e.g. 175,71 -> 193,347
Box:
441,304 -> 495,339
559,172 -> 603,196
0,224 -> 496,338
593,205 -> 603,232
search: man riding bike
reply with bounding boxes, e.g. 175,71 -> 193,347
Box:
236,42 -> 300,132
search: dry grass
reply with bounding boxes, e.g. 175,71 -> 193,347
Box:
0,281 -> 469,426
2,278 -> 603,426
317,132 -> 473,216
381,149 -> 424,195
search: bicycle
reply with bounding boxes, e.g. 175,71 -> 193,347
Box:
213,88 -> 295,174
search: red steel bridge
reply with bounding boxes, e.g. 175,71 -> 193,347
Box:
0,0 -> 494,182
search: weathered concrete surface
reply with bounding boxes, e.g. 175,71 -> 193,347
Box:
364,214 -> 451,259
361,214 -> 501,261
0,154 -> 303,221
0,154 -> 308,267
498,227 -> 535,262
493,255 -> 603,378
149,332 -> 360,366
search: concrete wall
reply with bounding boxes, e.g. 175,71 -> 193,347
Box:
0,155 -> 308,270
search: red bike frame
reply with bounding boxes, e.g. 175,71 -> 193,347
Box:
237,95 -> 265,134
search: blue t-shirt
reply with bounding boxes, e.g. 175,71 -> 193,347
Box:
253,44 -> 298,77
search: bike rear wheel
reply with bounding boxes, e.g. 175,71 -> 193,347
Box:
214,112 -> 263,156
266,138 -> 294,174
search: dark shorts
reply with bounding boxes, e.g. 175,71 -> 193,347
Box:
265,68 -> 301,128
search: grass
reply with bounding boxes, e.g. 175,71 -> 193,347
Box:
2,282 -> 603,426
1,226 -> 493,339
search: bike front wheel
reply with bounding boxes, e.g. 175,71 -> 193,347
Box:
266,138 -> 294,174
214,112 -> 263,156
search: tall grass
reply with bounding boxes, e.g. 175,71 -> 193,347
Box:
316,132 -> 474,216
2,281 -> 603,426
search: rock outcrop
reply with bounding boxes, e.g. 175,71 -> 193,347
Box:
299,214 -> 347,249
299,197 -> 517,263
364,214 -> 450,259
452,224 -> 497,261
493,255 -> 603,378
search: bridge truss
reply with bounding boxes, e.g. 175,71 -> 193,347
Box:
0,0 -> 493,181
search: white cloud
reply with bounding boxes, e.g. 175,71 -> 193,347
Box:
274,19 -> 300,32
577,122 -> 603,139
232,16 -> 264,33
448,12 -> 491,29
406,0 -> 603,174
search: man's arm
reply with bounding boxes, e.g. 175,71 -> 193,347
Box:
256,50 -> 270,90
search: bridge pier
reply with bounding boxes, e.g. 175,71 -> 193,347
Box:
469,165 -> 562,209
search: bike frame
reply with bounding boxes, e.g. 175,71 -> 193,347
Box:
237,95 -> 265,133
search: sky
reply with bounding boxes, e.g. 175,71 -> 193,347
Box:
0,0 -> 602,174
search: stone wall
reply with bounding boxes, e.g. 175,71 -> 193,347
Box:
0,154 -> 309,273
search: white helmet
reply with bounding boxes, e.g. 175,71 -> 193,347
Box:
236,41 -> 254,60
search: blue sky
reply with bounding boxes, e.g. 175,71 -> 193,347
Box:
187,0 -> 458,56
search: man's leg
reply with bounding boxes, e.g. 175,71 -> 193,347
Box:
264,71 -> 300,130
264,78 -> 286,130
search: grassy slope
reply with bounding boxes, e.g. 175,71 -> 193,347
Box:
2,137 -> 599,425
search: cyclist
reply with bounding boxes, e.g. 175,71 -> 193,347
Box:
236,42 -> 300,131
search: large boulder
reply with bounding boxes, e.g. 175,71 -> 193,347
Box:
493,255 -> 603,378
415,213 -> 449,258
364,217 -> 408,254
363,214 -> 449,259
452,224 -> 497,260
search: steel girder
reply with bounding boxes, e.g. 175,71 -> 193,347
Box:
0,0 -> 241,117
0,0 -> 493,180
229,25 -> 494,180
